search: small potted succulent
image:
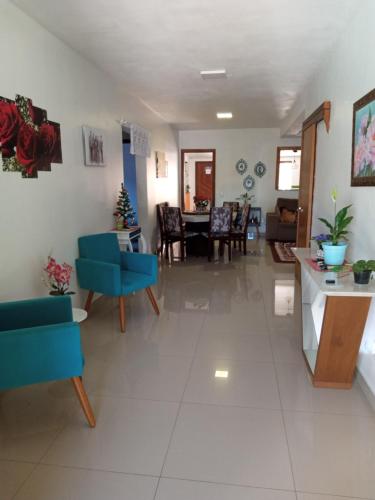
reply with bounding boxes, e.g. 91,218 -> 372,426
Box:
352,260 -> 375,285
318,189 -> 353,266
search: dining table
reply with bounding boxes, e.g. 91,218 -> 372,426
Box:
182,211 -> 210,256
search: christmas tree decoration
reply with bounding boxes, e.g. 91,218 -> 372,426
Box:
114,183 -> 136,228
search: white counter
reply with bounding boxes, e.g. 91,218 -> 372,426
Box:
292,247 -> 375,297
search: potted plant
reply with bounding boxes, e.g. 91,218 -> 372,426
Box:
43,256 -> 75,295
318,189 -> 353,266
236,193 -> 255,206
352,260 -> 375,285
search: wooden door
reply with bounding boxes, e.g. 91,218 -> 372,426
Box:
195,161 -> 213,201
297,124 -> 317,247
296,101 -> 331,248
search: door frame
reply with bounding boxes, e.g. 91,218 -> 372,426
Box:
297,101 -> 331,247
180,149 -> 216,211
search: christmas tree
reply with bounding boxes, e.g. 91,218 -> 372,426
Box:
114,183 -> 136,228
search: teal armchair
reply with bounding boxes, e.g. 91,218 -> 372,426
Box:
76,233 -> 159,332
0,295 -> 95,428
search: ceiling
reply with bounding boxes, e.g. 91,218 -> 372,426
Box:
13,0 -> 359,130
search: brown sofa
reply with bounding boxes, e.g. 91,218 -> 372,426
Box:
265,197 -> 298,242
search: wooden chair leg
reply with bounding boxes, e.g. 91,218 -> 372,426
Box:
71,376 -> 96,428
119,296 -> 126,333
180,239 -> 184,261
146,286 -> 160,315
228,239 -> 232,261
84,291 -> 94,313
243,236 -> 247,255
165,238 -> 169,259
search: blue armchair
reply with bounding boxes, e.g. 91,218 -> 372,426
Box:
76,233 -> 159,332
0,295 -> 96,428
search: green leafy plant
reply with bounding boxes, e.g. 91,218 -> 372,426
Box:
352,260 -> 375,273
318,189 -> 353,245
236,193 -> 255,205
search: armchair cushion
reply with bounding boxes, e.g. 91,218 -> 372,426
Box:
121,271 -> 155,295
280,207 -> 297,224
78,233 -> 121,265
76,258 -> 121,296
120,252 -> 157,281
0,296 -> 73,332
0,296 -> 84,391
76,233 -> 158,298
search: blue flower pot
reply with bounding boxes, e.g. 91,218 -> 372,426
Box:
322,242 -> 348,266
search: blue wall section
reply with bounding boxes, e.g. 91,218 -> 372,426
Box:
123,143 -> 138,225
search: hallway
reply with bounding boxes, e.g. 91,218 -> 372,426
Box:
2,241 -> 375,499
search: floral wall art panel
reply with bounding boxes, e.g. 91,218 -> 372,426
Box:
351,88 -> 375,186
0,94 -> 62,179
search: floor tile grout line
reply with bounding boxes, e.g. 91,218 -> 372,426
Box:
259,267 -> 298,494
153,312 -> 209,500
160,474 -> 298,495
10,462 -> 39,500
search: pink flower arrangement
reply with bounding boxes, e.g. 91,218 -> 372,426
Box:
43,256 -> 74,295
354,111 -> 375,176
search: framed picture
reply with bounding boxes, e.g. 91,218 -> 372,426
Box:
82,126 -> 105,166
156,150 -> 168,178
351,88 -> 375,186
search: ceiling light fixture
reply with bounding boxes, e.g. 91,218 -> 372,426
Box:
217,112 -> 233,120
200,69 -> 227,80
215,370 -> 229,379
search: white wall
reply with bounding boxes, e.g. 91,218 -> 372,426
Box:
282,2 -> 375,395
0,1 -> 178,303
179,128 -> 300,230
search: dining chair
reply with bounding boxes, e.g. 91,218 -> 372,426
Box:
231,203 -> 251,255
156,201 -> 169,256
163,207 -> 196,261
76,233 -> 159,332
0,295 -> 96,428
207,206 -> 233,262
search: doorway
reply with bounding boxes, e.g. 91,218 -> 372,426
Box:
297,101 -> 331,247
181,149 -> 216,212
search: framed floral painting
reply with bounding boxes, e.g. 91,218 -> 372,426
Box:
351,88 -> 375,186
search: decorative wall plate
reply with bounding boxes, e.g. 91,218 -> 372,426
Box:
243,174 -> 255,191
254,161 -> 266,177
235,158 -> 248,175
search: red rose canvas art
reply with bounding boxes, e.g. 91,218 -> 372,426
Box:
0,94 -> 62,178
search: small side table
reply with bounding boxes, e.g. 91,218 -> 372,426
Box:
72,307 -> 88,323
110,227 -> 148,253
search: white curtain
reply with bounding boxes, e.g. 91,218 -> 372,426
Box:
128,123 -> 151,158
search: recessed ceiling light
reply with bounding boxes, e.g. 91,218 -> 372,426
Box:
215,370 -> 229,378
200,69 -> 227,79
217,112 -> 233,120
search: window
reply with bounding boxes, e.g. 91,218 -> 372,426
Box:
275,147 -> 301,191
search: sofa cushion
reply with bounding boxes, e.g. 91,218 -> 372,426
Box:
280,207 -> 297,224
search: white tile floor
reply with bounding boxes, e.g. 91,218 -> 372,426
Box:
1,239 -> 375,500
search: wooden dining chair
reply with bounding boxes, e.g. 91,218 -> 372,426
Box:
207,206 -> 233,262
163,207 -> 196,261
231,203 -> 251,255
156,202 -> 169,257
